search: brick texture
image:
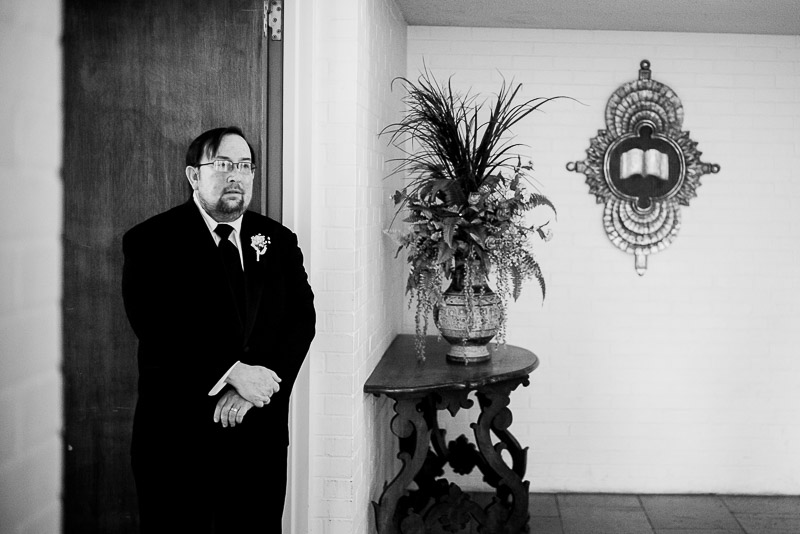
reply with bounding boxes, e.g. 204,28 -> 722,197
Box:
406,27 -> 800,495
304,0 -> 406,532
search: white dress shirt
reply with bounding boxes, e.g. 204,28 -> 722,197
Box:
192,192 -> 244,268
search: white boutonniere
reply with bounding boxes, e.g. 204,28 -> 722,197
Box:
250,234 -> 271,261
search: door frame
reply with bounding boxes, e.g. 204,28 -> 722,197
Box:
282,1 -> 315,532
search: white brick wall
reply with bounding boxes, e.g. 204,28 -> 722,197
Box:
0,0 -> 63,532
303,0 -> 406,532
406,27 -> 800,494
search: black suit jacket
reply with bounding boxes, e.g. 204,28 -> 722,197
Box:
122,199 -> 315,463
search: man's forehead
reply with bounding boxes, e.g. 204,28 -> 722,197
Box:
204,134 -> 251,160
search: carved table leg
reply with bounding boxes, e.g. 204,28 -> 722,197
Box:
404,397 -> 447,510
471,377 -> 531,533
400,391 -> 483,533
372,396 -> 430,534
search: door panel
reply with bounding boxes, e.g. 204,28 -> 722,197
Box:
63,1 -> 267,530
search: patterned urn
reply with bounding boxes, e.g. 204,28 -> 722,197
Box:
433,263 -> 502,363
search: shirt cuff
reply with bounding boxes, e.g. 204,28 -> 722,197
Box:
208,361 -> 240,396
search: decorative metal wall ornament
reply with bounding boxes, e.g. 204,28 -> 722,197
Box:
567,60 -> 720,275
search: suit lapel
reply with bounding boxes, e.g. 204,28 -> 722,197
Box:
240,214 -> 269,342
181,200 -> 223,271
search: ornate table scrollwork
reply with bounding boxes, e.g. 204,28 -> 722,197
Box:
364,335 -> 539,534
372,396 -> 432,534
567,59 -> 721,275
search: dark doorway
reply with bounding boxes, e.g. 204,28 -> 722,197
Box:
63,1 -> 270,530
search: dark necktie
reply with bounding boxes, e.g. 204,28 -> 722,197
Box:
214,224 -> 246,321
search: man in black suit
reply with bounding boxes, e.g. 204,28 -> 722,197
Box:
122,126 -> 315,533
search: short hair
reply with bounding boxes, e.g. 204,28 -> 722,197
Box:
185,126 -> 256,168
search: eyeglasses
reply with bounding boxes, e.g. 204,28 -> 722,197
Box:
197,160 -> 256,175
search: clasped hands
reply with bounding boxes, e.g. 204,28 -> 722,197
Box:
213,363 -> 281,428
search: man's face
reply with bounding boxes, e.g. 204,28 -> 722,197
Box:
186,134 -> 254,222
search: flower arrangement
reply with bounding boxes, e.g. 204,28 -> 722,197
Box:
383,70 -> 559,357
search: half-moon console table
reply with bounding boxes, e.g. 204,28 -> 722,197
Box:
364,334 -> 539,534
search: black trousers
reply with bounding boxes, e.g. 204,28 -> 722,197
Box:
133,426 -> 288,534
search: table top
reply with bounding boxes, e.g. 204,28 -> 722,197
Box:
363,334 -> 539,397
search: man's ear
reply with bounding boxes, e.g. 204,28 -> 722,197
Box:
185,166 -> 199,190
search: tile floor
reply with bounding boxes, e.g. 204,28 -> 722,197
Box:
521,493 -> 800,534
462,492 -> 800,533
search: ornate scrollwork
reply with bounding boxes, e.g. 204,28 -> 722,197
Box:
433,389 -> 474,417
470,378 -> 531,532
372,397 -> 431,534
567,60 -> 720,275
448,434 -> 480,475
373,363 -> 535,533
423,484 -> 484,533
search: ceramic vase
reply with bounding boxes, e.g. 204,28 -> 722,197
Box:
433,262 -> 501,363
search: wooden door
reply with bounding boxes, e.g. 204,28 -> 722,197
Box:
63,1 -> 269,530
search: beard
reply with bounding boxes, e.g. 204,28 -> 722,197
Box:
197,190 -> 249,222
216,195 -> 245,215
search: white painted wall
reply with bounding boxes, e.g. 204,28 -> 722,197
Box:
0,0 -> 63,532
288,0 -> 407,532
405,27 -> 800,494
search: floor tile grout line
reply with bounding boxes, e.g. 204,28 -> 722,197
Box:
637,494 -> 658,534
719,494 -> 750,534
554,493 -> 564,534
482,492 -> 800,534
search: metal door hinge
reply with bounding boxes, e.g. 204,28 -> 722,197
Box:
265,0 -> 283,41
